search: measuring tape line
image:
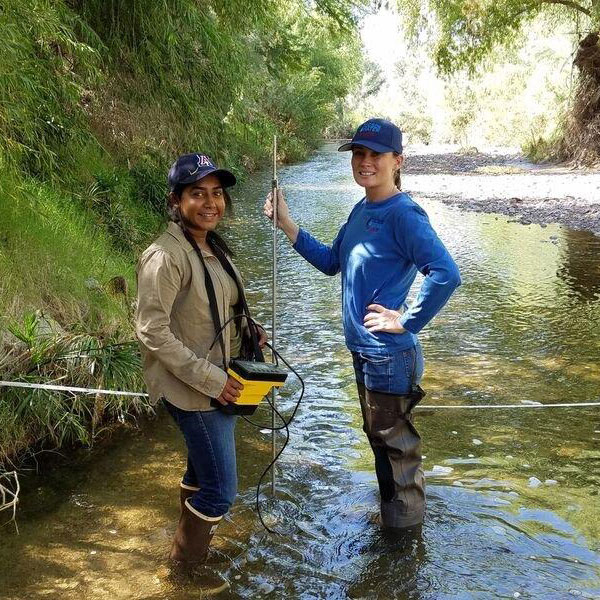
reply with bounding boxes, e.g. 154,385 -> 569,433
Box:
0,381 -> 148,397
1,381 -> 599,409
416,401 -> 600,410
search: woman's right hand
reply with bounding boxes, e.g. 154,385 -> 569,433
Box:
264,189 -> 291,226
264,189 -> 299,243
216,376 -> 244,405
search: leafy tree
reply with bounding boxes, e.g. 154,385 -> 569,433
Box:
398,0 -> 600,162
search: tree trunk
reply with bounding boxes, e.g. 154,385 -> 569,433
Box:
557,32 -> 600,165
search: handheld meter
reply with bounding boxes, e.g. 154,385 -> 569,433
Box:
211,359 -> 288,415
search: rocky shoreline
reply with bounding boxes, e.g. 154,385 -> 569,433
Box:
404,147 -> 600,237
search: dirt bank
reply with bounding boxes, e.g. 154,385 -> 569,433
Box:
404,146 -> 600,236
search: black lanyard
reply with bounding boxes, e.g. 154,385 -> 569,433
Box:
182,229 -> 264,366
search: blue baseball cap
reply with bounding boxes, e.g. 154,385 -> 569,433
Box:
168,153 -> 236,191
338,118 -> 403,154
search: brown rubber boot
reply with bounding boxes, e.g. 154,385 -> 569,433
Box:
179,482 -> 200,513
170,498 -> 222,565
358,384 -> 426,529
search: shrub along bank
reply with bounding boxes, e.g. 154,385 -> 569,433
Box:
0,0 -> 365,467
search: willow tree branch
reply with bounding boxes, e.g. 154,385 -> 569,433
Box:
538,0 -> 592,17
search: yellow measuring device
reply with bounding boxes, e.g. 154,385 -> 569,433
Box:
212,359 -> 288,415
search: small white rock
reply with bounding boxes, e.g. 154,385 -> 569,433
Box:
468,454 -> 475,458
90,550 -> 97,555
505,455 -> 514,459
428,465 -> 454,476
522,464 -> 530,468
545,479 -> 558,486
452,431 -> 458,435
528,477 -> 542,488
472,439 -> 483,445
514,592 -> 521,598
452,481 -> 464,487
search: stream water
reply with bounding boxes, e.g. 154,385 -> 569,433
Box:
2,145 -> 600,599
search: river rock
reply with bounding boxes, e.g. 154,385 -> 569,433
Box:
528,477 -> 542,488
427,465 -> 454,476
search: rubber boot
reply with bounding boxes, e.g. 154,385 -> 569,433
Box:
170,498 -> 222,564
179,482 -> 200,513
357,383 -> 426,529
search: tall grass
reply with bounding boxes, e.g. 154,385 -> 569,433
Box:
0,312 -> 151,466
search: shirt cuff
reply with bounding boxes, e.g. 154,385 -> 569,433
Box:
202,364 -> 229,399
398,314 -> 420,335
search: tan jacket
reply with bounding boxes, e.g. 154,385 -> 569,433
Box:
135,222 -> 246,411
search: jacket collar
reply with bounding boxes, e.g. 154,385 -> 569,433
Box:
166,221 -> 213,257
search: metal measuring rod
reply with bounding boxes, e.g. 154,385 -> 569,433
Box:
271,135 -> 278,495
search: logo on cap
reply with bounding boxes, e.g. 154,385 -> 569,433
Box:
359,123 -> 382,133
189,154 -> 214,175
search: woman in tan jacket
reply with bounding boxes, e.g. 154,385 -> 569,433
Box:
135,153 -> 265,570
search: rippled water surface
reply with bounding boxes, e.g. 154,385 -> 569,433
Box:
2,145 -> 600,599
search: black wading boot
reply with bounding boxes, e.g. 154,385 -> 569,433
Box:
357,383 -> 426,529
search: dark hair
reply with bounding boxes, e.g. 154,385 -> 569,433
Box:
393,152 -> 402,189
167,183 -> 235,257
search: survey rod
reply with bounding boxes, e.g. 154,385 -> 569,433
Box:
271,135 -> 278,495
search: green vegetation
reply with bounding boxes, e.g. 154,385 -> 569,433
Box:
0,0 -> 366,468
398,0 -> 600,163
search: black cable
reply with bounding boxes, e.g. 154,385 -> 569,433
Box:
248,342 -> 305,534
207,316 -> 305,534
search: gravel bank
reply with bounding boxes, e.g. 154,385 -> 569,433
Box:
404,147 -> 600,236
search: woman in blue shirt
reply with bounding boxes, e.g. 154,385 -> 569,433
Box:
264,118 -> 461,529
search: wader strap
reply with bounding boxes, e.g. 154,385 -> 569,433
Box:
183,230 -> 227,367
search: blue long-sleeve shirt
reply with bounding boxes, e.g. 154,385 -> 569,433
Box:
293,192 -> 461,354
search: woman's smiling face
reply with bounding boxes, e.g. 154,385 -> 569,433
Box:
350,145 -> 401,191
176,174 -> 226,234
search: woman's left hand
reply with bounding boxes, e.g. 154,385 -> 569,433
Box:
363,304 -> 406,334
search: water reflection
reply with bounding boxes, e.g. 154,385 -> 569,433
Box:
1,145 -> 599,598
558,229 -> 600,302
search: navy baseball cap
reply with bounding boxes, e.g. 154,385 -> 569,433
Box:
168,153 -> 236,191
338,118 -> 403,154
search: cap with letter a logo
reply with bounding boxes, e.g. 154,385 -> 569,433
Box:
168,153 -> 237,190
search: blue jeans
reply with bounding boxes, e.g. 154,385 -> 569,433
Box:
352,342 -> 424,394
164,400 -> 237,518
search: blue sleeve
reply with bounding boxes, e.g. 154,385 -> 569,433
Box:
395,204 -> 461,334
292,225 -> 347,276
